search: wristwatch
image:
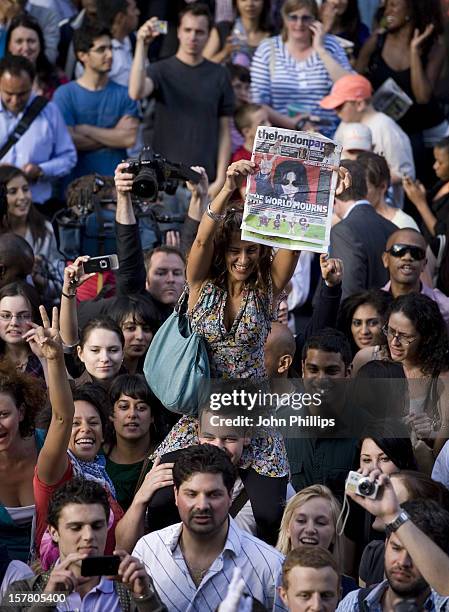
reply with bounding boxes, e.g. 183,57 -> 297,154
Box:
385,509 -> 410,535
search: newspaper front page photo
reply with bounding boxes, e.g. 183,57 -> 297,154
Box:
241,126 -> 342,253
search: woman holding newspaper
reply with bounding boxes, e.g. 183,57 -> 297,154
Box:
144,160 -> 350,544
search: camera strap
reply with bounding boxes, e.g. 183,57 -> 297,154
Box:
336,492 -> 351,537
0,96 -> 48,161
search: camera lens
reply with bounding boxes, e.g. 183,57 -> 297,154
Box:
132,168 -> 158,200
358,478 -> 375,496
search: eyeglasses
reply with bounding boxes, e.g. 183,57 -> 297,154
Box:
382,325 -> 417,346
286,14 -> 314,23
0,312 -> 32,322
90,44 -> 112,54
386,244 -> 426,261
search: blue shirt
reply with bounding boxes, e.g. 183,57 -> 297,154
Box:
0,94 -> 77,203
337,580 -> 449,612
53,80 -> 139,179
133,517 -> 287,611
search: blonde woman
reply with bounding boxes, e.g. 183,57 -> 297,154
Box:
277,484 -> 357,597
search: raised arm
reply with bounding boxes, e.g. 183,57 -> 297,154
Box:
25,307 -> 73,486
129,18 -> 160,100
347,468 -> 449,596
310,22 -> 352,82
180,166 -> 209,255
410,27 -> 445,104
187,160 -> 256,310
60,257 -> 94,347
115,457 -> 174,552
402,176 -> 437,235
113,162 -> 147,296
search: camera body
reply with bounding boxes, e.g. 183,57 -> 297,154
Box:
126,146 -> 201,201
345,471 -> 379,499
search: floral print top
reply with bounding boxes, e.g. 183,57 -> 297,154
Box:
152,279 -> 289,477
153,415 -> 289,477
189,280 -> 275,379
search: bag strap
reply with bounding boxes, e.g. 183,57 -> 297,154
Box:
0,96 -> 48,161
357,584 -> 378,612
269,38 -> 276,80
230,487 -> 249,518
134,456 -> 152,496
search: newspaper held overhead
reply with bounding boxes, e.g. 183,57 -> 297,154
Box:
241,126 -> 342,253
371,77 -> 413,121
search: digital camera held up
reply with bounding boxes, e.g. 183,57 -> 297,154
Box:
345,471 -> 379,499
126,146 -> 201,201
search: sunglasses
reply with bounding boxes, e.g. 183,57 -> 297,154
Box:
281,179 -> 301,187
286,14 -> 314,23
386,244 -> 426,261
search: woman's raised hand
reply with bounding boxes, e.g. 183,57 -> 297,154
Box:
310,20 -> 325,52
411,24 -> 435,53
223,160 -> 256,192
63,256 -> 95,297
335,166 -> 352,196
23,306 -> 63,361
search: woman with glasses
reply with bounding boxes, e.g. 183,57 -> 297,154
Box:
0,282 -> 45,380
0,166 -> 63,307
251,0 -> 352,136
383,293 -> 449,471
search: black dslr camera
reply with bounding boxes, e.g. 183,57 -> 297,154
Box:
126,146 -> 202,201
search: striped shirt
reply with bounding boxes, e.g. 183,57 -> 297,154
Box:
337,580 -> 449,612
250,35 -> 353,135
133,517 -> 287,612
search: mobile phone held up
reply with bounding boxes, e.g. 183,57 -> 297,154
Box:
83,255 -> 119,274
81,555 -> 121,577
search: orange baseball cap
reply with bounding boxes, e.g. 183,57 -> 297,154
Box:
320,74 -> 373,110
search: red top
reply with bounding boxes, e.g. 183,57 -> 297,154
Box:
34,461 -> 124,563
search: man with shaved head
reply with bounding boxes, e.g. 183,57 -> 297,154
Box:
264,321 -> 296,381
382,227 -> 449,329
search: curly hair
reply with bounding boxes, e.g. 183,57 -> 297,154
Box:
208,206 -> 272,291
387,293 -> 449,376
337,289 -> 393,356
0,359 -> 46,437
47,477 -> 109,530
173,444 -> 237,493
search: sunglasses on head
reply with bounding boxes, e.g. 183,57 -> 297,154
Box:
386,244 -> 426,261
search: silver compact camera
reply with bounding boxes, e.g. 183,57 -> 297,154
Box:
345,471 -> 379,499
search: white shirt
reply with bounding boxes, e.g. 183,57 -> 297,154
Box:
133,517 -> 287,612
0,561 -> 34,599
432,440 -> 449,489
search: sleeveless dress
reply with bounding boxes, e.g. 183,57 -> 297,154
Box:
0,429 -> 46,562
153,280 -> 289,477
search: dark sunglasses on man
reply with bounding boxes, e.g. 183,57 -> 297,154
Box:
386,244 -> 426,261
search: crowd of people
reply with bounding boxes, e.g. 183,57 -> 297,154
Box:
1,0 -> 449,610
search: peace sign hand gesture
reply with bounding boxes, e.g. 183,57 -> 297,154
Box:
23,306 -> 63,361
